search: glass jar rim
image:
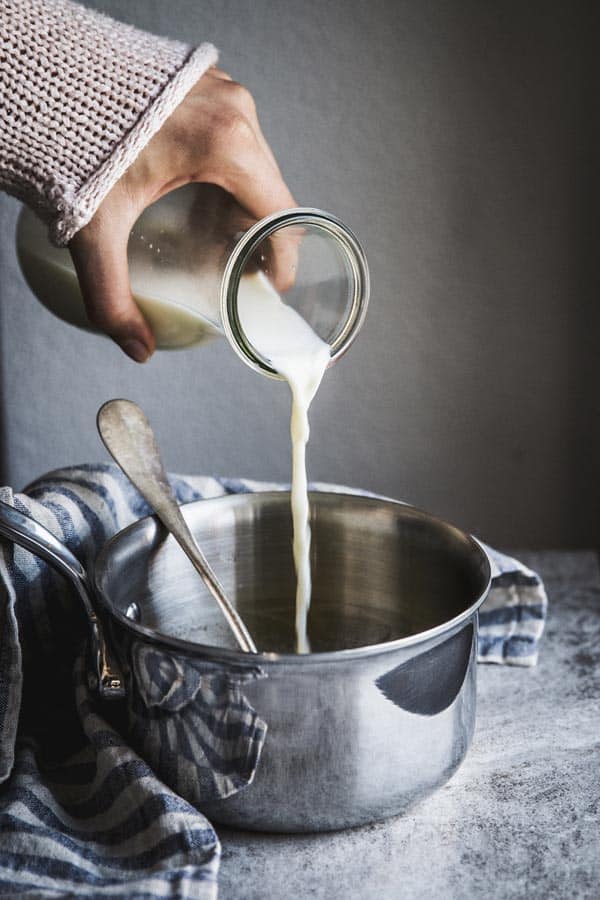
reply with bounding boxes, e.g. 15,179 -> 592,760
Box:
220,207 -> 370,379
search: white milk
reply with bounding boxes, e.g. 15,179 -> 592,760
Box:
16,208 -> 223,348
238,273 -> 331,653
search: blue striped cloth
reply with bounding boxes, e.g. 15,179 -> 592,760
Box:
477,544 -> 547,665
0,464 -> 547,896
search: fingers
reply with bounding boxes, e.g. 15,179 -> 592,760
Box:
229,147 -> 299,293
69,202 -> 155,362
259,226 -> 303,294
215,115 -> 295,219
194,80 -> 299,291
227,149 -> 299,293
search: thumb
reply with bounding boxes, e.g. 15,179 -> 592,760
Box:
69,208 -> 155,363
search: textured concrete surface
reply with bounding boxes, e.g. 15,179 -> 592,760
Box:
216,551 -> 600,899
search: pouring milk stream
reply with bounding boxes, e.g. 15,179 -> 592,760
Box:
16,186 -> 369,653
237,273 -> 331,652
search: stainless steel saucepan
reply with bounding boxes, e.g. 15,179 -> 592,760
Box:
0,491 -> 491,832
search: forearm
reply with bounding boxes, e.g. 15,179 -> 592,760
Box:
0,0 -> 217,244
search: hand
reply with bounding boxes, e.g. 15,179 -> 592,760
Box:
68,68 -> 296,362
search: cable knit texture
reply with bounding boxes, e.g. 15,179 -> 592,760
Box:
0,0 -> 218,244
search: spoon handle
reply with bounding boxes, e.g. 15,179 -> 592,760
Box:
97,399 -> 257,654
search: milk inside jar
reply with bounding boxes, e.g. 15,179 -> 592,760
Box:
17,184 -> 233,348
16,184 -> 369,652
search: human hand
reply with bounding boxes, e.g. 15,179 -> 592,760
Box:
69,67 -> 296,362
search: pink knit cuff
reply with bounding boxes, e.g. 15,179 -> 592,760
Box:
0,0 -> 219,245
51,42 -> 218,245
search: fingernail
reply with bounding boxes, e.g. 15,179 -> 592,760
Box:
120,339 -> 151,363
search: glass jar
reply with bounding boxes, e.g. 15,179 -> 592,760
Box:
16,183 -> 370,377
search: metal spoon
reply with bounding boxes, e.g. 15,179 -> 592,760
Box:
97,399 -> 257,653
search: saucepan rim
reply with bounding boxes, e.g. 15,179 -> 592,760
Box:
93,491 -> 492,665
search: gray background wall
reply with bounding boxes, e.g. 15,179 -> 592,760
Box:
0,0 -> 597,549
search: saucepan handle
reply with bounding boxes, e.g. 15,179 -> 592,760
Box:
0,500 -> 125,700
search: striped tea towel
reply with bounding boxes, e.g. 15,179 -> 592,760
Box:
0,464 -> 548,898
477,544 -> 547,665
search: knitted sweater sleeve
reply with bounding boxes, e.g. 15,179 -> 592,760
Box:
0,0 -> 218,245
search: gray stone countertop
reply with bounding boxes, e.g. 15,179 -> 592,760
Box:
216,551 -> 600,899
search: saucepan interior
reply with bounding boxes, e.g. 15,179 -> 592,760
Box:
94,492 -> 491,658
